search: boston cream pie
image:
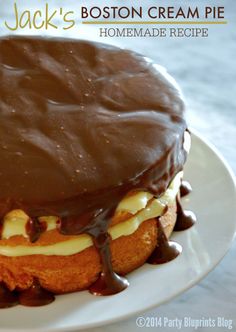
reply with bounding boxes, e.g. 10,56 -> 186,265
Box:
0,36 -> 194,307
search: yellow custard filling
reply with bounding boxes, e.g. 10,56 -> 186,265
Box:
0,172 -> 182,257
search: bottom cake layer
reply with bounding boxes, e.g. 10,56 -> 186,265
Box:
0,202 -> 176,294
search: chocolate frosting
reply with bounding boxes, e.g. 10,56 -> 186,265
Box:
0,36 -> 187,219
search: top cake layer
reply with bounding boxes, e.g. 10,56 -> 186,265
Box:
0,36 -> 187,220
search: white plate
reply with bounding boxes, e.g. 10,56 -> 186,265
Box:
0,132 -> 236,332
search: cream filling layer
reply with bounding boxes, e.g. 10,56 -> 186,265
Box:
0,172 -> 182,257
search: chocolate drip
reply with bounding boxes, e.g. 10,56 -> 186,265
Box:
26,217 -> 47,243
174,197 -> 196,231
18,279 -> 55,307
0,283 -> 18,308
0,280 -> 54,308
89,233 -> 129,295
60,207 -> 129,296
147,218 -> 181,264
180,181 -> 192,197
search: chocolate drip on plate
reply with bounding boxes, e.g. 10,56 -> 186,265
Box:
180,181 -> 192,197
89,233 -> 129,296
0,283 -> 18,308
174,197 -> 196,231
147,218 -> 182,264
0,280 -> 54,308
18,279 -> 55,307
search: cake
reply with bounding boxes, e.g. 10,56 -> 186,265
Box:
0,36 -> 194,308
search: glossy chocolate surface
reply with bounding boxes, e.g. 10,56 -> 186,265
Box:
0,36 -> 187,221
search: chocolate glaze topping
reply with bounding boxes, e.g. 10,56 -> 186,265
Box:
0,36 -> 188,300
0,36 -> 187,219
